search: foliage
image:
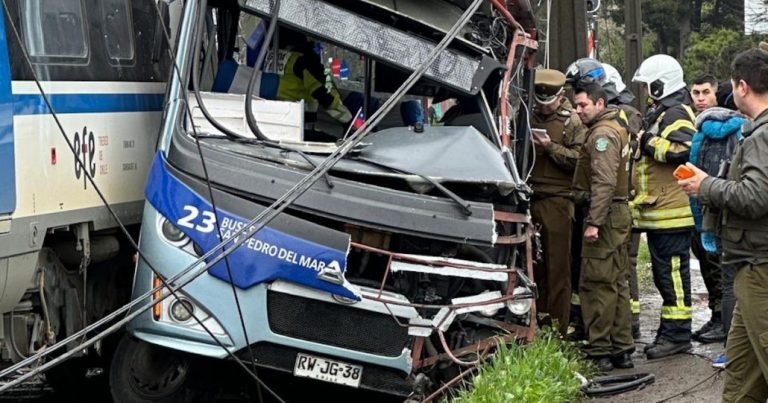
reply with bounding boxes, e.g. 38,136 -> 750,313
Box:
450,334 -> 592,403
682,29 -> 767,81
597,0 -> 768,83
596,13 -> 657,78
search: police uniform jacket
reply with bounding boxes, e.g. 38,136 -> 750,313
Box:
530,105 -> 587,198
574,107 -> 631,227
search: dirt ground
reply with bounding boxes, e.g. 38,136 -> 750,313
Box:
589,258 -> 726,403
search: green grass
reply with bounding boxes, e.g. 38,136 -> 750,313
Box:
450,334 -> 593,403
636,236 -> 654,291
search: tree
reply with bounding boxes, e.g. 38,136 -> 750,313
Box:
682,29 -> 767,82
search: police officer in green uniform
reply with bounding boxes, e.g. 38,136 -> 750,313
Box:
529,69 -> 587,336
572,83 -> 634,372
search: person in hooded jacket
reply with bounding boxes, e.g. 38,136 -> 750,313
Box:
688,106 -> 745,368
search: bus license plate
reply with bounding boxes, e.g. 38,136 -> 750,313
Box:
293,353 -> 363,388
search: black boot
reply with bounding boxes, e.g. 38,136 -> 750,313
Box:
611,353 -> 634,369
590,356 -> 614,372
698,322 -> 727,343
632,323 -> 641,340
693,320 -> 717,339
643,338 -> 657,353
645,338 -> 692,360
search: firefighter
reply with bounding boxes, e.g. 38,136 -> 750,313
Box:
631,54 -> 696,359
529,69 -> 587,336
572,82 -> 634,372
260,29 -> 353,140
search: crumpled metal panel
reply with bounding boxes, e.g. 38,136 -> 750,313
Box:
242,0 -> 485,93
355,126 -> 514,191
168,132 -> 500,245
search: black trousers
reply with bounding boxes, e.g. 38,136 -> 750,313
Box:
648,230 -> 692,342
690,229 -> 723,320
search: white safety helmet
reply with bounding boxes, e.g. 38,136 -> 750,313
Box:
632,54 -> 686,101
602,63 -> 626,93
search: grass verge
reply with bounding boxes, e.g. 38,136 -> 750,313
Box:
636,235 -> 654,292
450,334 -> 593,403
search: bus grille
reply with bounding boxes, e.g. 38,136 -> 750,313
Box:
266,291 -> 410,357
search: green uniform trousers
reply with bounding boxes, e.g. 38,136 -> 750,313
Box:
531,196 -> 574,336
580,203 -> 634,357
723,263 -> 768,403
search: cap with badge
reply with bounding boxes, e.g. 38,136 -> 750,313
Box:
534,69 -> 566,105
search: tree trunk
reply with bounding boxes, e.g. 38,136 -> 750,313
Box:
691,0 -> 702,33
678,0 -> 692,60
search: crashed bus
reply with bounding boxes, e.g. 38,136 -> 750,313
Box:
0,0 -> 541,401
121,0 -> 535,401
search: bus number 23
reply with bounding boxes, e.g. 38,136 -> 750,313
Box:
177,205 -> 216,233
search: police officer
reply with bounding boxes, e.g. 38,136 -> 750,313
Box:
564,58 -> 641,340
529,69 -> 587,336
632,55 -> 696,359
572,83 -> 634,372
602,62 -> 644,339
678,48 -> 768,402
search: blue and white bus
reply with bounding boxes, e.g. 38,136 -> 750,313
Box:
116,0 -> 539,401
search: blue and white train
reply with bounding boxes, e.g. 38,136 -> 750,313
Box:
0,0 -> 173,392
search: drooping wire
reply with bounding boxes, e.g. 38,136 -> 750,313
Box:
187,0 -> 263,387
0,0 -> 482,392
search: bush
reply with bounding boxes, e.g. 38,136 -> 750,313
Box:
451,334 -> 591,403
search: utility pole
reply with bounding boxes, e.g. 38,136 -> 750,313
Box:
624,0 -> 643,112
549,0 -> 588,72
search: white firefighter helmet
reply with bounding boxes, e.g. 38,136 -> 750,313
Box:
602,63 -> 626,93
632,54 -> 686,101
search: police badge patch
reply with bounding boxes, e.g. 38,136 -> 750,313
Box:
595,137 -> 609,152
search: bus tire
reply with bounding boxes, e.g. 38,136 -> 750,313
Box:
109,335 -> 220,403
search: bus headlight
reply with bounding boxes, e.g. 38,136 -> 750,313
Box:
170,298 -> 195,322
506,287 -> 533,315
160,218 -> 190,247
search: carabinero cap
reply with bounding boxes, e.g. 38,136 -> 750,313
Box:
534,69 -> 566,105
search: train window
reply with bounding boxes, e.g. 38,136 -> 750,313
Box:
19,0 -> 89,62
101,0 -> 135,64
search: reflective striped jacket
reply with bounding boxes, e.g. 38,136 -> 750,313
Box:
631,90 -> 696,230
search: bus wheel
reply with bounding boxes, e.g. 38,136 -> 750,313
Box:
109,335 -> 220,403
